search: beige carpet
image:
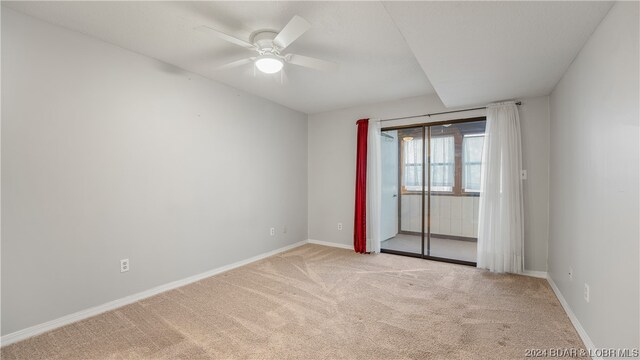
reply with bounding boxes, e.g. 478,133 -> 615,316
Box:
1,244 -> 584,359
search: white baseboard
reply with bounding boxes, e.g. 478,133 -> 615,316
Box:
307,239 -> 353,250
546,276 -> 599,360
522,270 -> 548,279
0,240 -> 308,347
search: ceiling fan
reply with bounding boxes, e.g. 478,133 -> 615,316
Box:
196,15 -> 338,74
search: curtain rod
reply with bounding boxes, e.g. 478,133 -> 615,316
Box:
378,101 -> 522,122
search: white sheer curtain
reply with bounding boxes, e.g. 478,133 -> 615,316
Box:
477,102 -> 524,273
402,137 -> 422,191
367,120 -> 382,253
462,135 -> 484,192
430,136 -> 455,192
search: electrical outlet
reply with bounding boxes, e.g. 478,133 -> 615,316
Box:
120,259 -> 129,273
584,283 -> 590,303
568,267 -> 573,281
270,227 -> 275,236
338,222 -> 343,231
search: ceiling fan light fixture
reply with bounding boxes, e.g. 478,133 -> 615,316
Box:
255,54 -> 284,74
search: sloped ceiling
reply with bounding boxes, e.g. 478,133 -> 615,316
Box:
383,1 -> 613,107
3,1 -> 434,114
4,1 -> 615,112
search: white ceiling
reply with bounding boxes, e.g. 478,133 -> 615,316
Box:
4,1 -> 614,112
3,1 -> 434,114
383,1 -> 613,108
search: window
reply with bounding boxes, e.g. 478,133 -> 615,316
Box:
397,119 -> 486,195
462,134 -> 484,192
430,136 -> 454,192
402,135 -> 455,192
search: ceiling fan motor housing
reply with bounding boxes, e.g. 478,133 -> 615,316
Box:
251,31 -> 280,55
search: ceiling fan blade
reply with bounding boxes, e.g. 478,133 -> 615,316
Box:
216,57 -> 254,70
195,25 -> 254,49
273,15 -> 311,50
286,54 -> 339,72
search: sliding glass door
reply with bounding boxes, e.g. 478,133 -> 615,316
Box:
380,118 -> 486,266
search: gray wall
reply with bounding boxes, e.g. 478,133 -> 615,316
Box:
1,8 -> 308,335
308,94 -> 551,272
548,1 -> 639,350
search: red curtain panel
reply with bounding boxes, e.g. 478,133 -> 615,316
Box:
354,118 -> 369,254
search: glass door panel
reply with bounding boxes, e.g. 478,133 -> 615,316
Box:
427,120 -> 486,263
380,130 -> 399,242
380,127 -> 424,256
